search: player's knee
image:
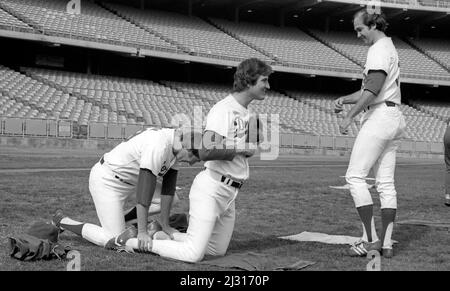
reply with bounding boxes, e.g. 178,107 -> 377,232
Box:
184,249 -> 205,263
180,244 -> 206,263
207,246 -> 228,257
375,179 -> 395,193
345,174 -> 364,185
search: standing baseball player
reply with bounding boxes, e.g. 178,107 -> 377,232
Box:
334,9 -> 406,258
52,127 -> 202,253
122,58 -> 272,262
444,121 -> 450,206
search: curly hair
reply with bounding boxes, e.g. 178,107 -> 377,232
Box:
354,8 -> 389,32
233,58 -> 272,92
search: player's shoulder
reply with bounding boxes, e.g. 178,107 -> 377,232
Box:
139,128 -> 173,148
208,94 -> 234,113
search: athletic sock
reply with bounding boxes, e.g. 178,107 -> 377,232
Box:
357,204 -> 377,242
60,217 -> 85,236
380,208 -> 396,248
124,206 -> 137,222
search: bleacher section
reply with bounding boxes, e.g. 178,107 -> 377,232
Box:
0,5 -> 34,33
288,90 -> 447,142
310,30 -> 450,81
104,4 -> 271,63
409,38 -> 450,70
0,66 -> 447,142
211,19 -> 361,74
0,2 -> 448,85
0,0 -> 177,52
410,99 -> 450,121
162,81 -> 321,135
23,68 -> 211,128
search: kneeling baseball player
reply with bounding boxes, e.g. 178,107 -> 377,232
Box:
52,127 -> 202,253
119,58 -> 271,262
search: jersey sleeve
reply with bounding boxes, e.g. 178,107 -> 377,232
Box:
365,46 -> 390,74
139,142 -> 166,176
205,105 -> 230,138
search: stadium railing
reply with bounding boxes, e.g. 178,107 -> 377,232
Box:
0,117 -> 445,155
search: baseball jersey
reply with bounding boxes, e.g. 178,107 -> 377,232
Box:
103,127 -> 178,186
204,94 -> 251,181
362,37 -> 401,106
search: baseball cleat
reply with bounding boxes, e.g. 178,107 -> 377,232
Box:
382,247 -> 394,258
348,239 -> 381,257
51,209 -> 66,233
105,226 -> 137,253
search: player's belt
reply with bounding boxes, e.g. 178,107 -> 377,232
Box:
99,156 -> 134,186
206,168 -> 243,189
365,101 -> 397,111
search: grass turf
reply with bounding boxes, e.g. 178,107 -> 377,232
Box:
0,153 -> 448,271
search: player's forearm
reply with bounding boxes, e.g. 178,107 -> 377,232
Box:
135,168 -> 157,233
136,204 -> 150,233
199,148 -> 236,161
342,91 -> 361,104
345,90 -> 377,120
159,194 -> 173,228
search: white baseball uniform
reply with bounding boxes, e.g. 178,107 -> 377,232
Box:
346,37 -> 406,209
151,94 -> 251,262
86,127 -> 179,246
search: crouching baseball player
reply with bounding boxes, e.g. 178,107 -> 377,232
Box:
334,9 -> 406,258
122,58 -> 271,262
52,127 -> 202,253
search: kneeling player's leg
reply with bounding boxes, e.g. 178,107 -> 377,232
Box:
58,163 -> 127,247
136,171 -> 219,262
374,140 -> 399,249
206,200 -> 236,256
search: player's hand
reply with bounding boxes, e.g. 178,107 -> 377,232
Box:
238,148 -> 256,158
137,232 -> 153,252
334,97 -> 344,113
161,225 -> 178,240
339,117 -> 352,135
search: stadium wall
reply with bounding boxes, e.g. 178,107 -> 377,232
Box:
0,136 -> 121,151
0,136 -> 443,160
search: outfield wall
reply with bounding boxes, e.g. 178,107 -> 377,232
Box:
0,134 -> 443,160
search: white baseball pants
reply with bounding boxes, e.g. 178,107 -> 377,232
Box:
346,104 -> 406,209
87,162 -> 170,246
152,169 -> 238,263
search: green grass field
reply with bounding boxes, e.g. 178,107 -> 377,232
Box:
0,149 -> 449,271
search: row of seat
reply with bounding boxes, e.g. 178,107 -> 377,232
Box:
0,65 -> 448,141
0,0 -> 176,51
0,0 -> 448,78
310,30 -> 450,80
104,3 -> 270,63
211,18 -> 361,73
